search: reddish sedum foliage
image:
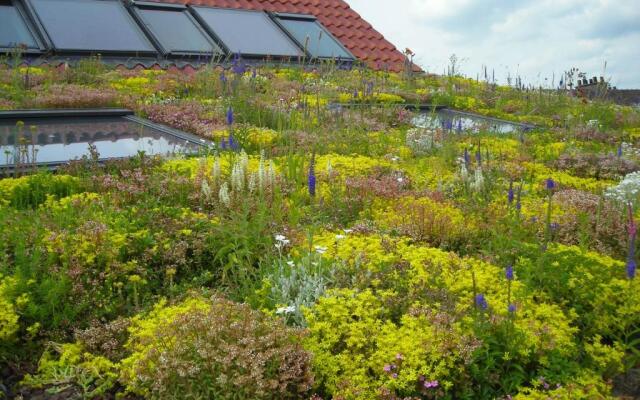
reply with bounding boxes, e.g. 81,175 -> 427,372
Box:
140,100 -> 223,138
553,189 -> 627,257
122,296 -> 313,400
345,168 -> 411,199
29,84 -> 119,109
553,153 -> 639,180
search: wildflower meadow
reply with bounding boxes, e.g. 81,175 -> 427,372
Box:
1,57 -> 640,399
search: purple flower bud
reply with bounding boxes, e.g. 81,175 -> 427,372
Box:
424,380 -> 439,389
226,107 -> 234,125
395,353 -> 404,361
508,303 -> 517,313
392,373 -> 398,379
475,149 -> 481,164
383,364 -> 392,372
618,144 -> 623,158
545,178 -> 555,191
463,148 -> 470,167
219,71 -> 227,84
475,293 -> 488,310
353,89 -> 359,99
505,265 -> 514,280
220,139 -> 227,150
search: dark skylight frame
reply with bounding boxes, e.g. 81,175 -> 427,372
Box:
273,13 -> 354,60
0,0 -> 44,53
189,7 -> 303,59
24,0 -> 157,55
129,1 -> 223,57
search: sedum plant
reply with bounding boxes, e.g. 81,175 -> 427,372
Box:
120,296 -> 314,400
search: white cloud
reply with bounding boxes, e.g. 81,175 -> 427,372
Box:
346,0 -> 640,88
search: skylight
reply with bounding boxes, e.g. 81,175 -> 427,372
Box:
0,109 -> 208,168
275,15 -> 353,60
133,3 -> 222,56
0,0 -> 39,51
191,7 -> 303,58
28,0 -> 156,54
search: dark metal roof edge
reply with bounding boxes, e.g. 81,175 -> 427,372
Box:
0,108 -> 134,120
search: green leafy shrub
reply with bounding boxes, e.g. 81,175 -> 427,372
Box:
0,274 -> 19,349
0,173 -> 80,209
516,243 -> 640,339
21,342 -> 119,398
303,233 -> 584,399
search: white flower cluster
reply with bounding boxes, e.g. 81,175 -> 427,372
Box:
604,171 -> 640,204
621,142 -> 640,160
458,158 -> 484,192
200,151 -> 277,207
406,127 -> 440,155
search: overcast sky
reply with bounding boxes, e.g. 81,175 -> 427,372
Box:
347,0 -> 640,89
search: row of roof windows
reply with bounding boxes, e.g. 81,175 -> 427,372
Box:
0,0 -> 354,61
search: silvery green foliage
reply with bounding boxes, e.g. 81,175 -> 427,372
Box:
268,253 -> 335,327
605,171 -> 640,204
406,127 -> 440,155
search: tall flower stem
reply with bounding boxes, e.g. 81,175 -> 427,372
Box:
627,203 -> 637,279
544,178 -> 555,246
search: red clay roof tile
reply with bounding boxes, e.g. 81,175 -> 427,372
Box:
148,0 -> 417,72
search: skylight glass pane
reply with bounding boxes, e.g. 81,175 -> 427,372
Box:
30,0 -> 155,53
0,2 -> 37,49
138,8 -> 221,54
278,18 -> 352,59
192,7 -> 302,57
0,116 -> 203,167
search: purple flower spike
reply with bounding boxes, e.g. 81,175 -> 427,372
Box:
226,106 -> 234,125
545,178 -> 555,191
475,293 -> 488,310
475,149 -> 481,164
308,156 -> 316,197
505,265 -> 514,280
228,134 -> 238,151
508,181 -> 514,204
618,144 -> 623,158
231,52 -> 246,75
627,258 -> 636,279
463,148 -> 470,167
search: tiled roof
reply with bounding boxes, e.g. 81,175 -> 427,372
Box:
149,0 -> 416,72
